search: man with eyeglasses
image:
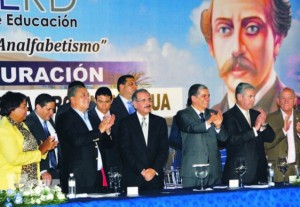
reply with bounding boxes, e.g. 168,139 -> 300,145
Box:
118,89 -> 169,191
175,84 -> 227,188
110,75 -> 138,171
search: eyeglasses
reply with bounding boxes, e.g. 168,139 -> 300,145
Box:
136,98 -> 152,103
125,82 -> 138,86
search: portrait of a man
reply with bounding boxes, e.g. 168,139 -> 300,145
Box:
200,0 -> 299,114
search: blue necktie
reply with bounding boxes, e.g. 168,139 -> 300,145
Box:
199,112 -> 205,123
127,101 -> 135,114
43,121 -> 57,169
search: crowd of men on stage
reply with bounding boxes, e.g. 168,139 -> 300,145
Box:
12,74 -> 300,194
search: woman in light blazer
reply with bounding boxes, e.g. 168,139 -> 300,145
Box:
0,91 -> 57,190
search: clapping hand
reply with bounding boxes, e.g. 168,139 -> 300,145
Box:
208,110 -> 223,127
283,114 -> 292,132
98,114 -> 116,133
296,122 -> 300,134
39,136 -> 58,155
212,110 -> 223,129
254,108 -> 267,130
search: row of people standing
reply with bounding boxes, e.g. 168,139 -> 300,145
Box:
1,76 -> 299,192
0,74 -> 169,194
174,82 -> 300,187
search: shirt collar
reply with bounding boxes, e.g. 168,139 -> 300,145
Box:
191,105 -> 205,115
280,108 -> 294,121
236,104 -> 249,116
95,107 -> 110,120
136,112 -> 149,122
35,111 -> 47,125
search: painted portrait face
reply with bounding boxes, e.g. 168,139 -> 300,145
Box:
208,0 -> 282,93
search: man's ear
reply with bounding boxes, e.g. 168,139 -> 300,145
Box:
237,93 -> 242,102
36,105 -> 41,111
276,96 -> 280,107
132,101 -> 137,109
274,35 -> 284,59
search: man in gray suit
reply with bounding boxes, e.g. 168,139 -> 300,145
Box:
175,84 -> 227,187
265,87 -> 300,182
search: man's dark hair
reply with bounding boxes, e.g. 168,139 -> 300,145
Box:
68,81 -> 85,89
187,84 -> 208,104
68,85 -> 86,99
95,87 -> 112,100
35,94 -> 55,108
67,81 -> 86,99
117,75 -> 135,91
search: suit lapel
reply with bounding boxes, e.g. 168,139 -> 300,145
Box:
186,107 -> 201,122
147,114 -> 157,148
32,112 -> 48,141
116,95 -> 129,116
233,105 -> 251,129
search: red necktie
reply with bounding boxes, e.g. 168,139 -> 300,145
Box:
101,168 -> 108,187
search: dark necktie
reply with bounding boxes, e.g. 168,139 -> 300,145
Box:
199,112 -> 205,123
43,121 -> 57,169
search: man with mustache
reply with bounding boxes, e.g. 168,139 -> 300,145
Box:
200,0 -> 299,114
118,89 -> 169,191
175,84 -> 227,187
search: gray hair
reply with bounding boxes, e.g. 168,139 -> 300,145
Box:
132,88 -> 150,101
235,82 -> 255,100
67,85 -> 85,99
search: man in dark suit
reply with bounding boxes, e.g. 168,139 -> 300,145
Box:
119,89 -> 169,191
56,84 -> 115,194
265,87 -> 300,182
89,87 -> 115,174
222,82 -> 275,185
176,84 -> 227,187
110,75 -> 138,169
25,93 -> 60,186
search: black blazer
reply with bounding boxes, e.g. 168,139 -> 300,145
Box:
88,108 -> 114,170
111,95 -> 130,123
56,107 -> 111,194
118,112 -> 169,191
109,95 -> 131,169
25,112 -> 60,179
222,105 -> 275,184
